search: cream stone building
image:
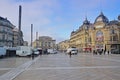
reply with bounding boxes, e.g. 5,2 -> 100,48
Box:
33,36 -> 56,50
58,40 -> 69,52
0,17 -> 15,47
69,12 -> 120,53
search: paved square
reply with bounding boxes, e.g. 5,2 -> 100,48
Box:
0,53 -> 120,80
13,53 -> 120,80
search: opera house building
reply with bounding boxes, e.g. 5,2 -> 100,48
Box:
69,12 -> 120,53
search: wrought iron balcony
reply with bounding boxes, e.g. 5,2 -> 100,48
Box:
107,40 -> 119,44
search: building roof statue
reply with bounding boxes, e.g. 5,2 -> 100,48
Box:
83,17 -> 90,25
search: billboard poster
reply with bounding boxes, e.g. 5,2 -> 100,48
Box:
96,31 -> 104,42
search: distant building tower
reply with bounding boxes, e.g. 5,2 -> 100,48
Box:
18,5 -> 24,46
19,5 -> 22,31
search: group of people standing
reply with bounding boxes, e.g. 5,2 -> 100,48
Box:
93,49 -> 110,55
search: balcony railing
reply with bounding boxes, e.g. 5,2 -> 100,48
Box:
107,41 -> 119,44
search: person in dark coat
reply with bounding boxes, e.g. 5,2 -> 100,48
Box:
103,50 -> 106,55
93,50 -> 95,55
108,50 -> 109,55
69,51 -> 72,58
32,50 -> 34,60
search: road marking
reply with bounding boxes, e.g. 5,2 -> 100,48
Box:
0,68 -> 14,70
27,66 -> 120,70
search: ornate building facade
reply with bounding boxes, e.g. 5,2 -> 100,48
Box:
33,36 -> 56,50
0,16 -> 24,47
0,17 -> 15,47
58,40 -> 69,52
13,27 -> 24,47
69,12 -> 120,53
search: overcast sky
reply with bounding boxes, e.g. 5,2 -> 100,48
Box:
0,0 -> 120,44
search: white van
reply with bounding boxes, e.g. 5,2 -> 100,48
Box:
0,47 -> 6,57
16,46 -> 32,57
48,49 -> 57,54
66,48 -> 78,55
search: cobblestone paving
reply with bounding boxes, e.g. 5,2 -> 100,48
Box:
0,53 -> 120,80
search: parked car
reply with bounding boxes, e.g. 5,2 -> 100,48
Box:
33,48 -> 39,55
111,49 -> 119,54
48,49 -> 57,54
66,48 -> 78,55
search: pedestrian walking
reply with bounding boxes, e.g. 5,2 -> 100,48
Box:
69,52 -> 72,58
108,50 -> 109,55
94,50 -> 97,55
32,51 -> 34,60
93,50 -> 95,55
39,49 -> 42,56
103,50 -> 106,55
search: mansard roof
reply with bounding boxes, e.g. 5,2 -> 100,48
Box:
0,16 -> 15,28
109,20 -> 119,25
